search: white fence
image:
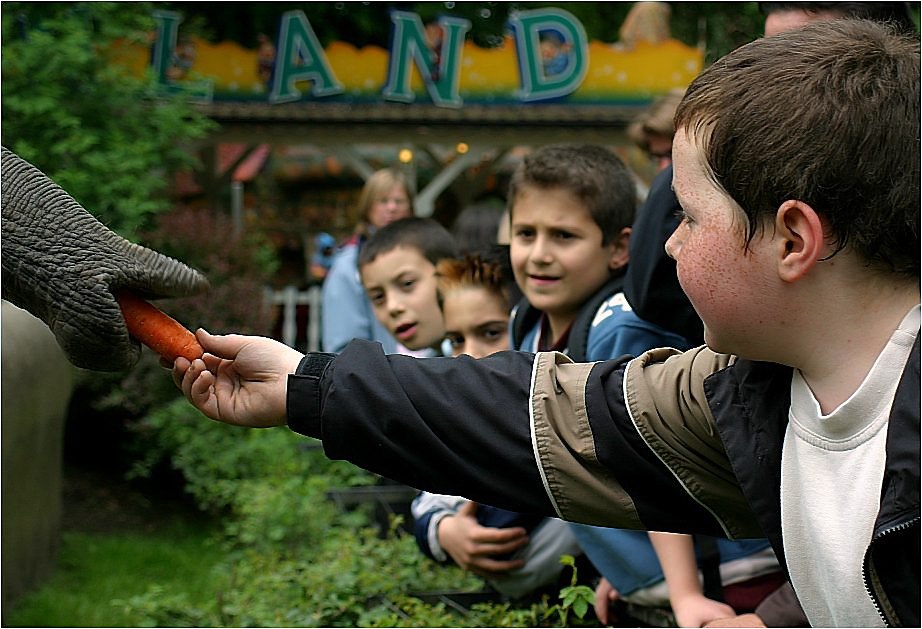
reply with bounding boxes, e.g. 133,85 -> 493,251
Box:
264,285 -> 323,352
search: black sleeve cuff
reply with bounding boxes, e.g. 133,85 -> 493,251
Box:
287,352 -> 335,438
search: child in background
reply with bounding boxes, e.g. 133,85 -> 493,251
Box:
505,144 -> 689,360
309,232 -> 337,284
358,217 -> 457,356
321,168 -> 414,354
438,247 -> 516,359
411,248 -> 584,600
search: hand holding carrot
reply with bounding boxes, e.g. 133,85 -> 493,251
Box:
172,330 -> 304,428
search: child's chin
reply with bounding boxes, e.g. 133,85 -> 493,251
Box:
397,338 -> 423,351
402,338 -> 442,352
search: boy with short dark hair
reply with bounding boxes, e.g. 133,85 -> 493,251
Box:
505,143 -> 689,359
174,20 -> 920,628
357,216 -> 457,355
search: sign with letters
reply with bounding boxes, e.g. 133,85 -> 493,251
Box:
125,6 -> 702,108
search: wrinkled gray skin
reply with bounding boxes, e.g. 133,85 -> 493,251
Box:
1,147 -> 209,371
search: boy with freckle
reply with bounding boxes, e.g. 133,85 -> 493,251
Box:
506,144 -> 780,626
174,20 -> 920,628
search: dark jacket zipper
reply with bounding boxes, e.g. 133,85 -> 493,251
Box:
863,516 -> 920,626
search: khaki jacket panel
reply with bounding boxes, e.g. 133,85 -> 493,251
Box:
530,347 -> 765,538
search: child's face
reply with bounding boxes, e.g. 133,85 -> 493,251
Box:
361,246 -> 445,351
442,286 -> 510,358
510,185 -> 625,336
367,183 -> 412,229
667,129 -> 777,356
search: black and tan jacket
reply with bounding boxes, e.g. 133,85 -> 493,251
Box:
288,335 -> 919,627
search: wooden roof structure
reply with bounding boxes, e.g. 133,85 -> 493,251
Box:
194,101 -> 640,146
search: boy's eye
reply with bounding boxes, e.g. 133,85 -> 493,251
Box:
554,230 -> 575,240
513,227 -> 534,239
481,326 -> 507,341
445,334 -> 464,348
368,292 -> 385,306
400,278 -> 416,291
674,208 -> 694,225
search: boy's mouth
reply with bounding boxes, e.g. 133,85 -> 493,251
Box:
393,322 -> 418,341
527,273 -> 560,287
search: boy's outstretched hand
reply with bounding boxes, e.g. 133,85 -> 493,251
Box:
171,330 -> 304,427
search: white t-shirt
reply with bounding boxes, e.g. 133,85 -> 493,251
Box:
781,305 -> 919,627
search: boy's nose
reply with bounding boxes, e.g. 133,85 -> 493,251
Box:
665,229 -> 680,260
530,237 -> 554,263
386,295 -> 406,315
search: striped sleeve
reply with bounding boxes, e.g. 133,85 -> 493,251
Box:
529,347 -> 763,538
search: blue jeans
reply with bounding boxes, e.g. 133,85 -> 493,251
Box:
570,524 -> 772,596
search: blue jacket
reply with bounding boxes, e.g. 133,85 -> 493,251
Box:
513,288 -> 691,361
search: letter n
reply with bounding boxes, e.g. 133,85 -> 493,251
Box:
382,11 -> 471,108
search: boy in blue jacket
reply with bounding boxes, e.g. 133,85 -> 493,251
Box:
504,144 -> 689,360
173,21 -> 919,628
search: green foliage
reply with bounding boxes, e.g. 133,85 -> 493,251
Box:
5,526 -> 225,627
1,2 -> 215,239
113,395 -> 604,627
544,555 -> 597,625
127,398 -> 363,534
113,585 -> 215,628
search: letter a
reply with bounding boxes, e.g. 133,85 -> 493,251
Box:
270,11 -> 344,104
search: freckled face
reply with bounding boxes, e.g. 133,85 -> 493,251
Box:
442,286 -> 510,358
666,129 -> 777,356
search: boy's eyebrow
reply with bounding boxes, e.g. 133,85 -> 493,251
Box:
475,320 -> 509,329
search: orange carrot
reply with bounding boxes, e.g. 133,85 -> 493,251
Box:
116,290 -> 204,362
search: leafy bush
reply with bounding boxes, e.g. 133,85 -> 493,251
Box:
122,394 -> 602,627
128,397 -> 369,547
1,2 -> 215,240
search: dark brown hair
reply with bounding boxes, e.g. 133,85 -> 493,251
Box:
676,19 -> 920,277
358,216 -> 457,270
506,144 -> 636,246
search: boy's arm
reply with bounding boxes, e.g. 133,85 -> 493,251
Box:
648,532 -> 735,627
288,339 -> 761,537
290,341 -> 553,515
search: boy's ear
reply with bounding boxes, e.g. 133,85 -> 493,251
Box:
774,200 -> 826,283
608,227 -> 631,271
